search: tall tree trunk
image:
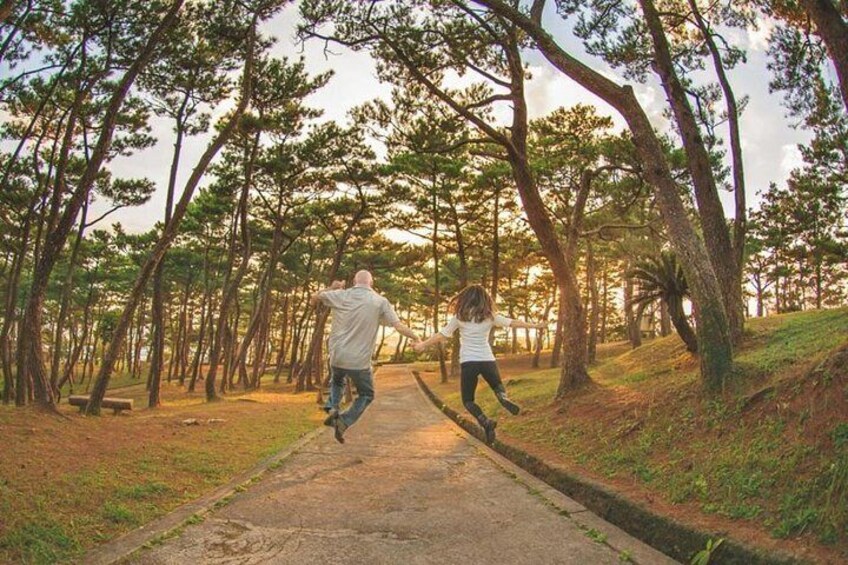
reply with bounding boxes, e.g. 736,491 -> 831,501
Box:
550,286 -> 564,368
149,107 -> 187,408
431,180 -> 449,383
206,128 -> 260,400
1,202 -> 34,404
234,216 -> 288,390
449,199 -> 468,378
639,0 -> 744,344
50,199 -> 88,394
273,294 -> 290,382
18,1 -> 184,410
687,0 -> 747,289
86,20 -> 254,414
489,182 -> 500,346
586,241 -> 600,363
477,0 -> 734,391
600,262 -> 608,344
532,293 -> 554,368
624,265 -> 641,349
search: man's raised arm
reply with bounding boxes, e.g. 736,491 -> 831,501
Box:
310,280 -> 345,307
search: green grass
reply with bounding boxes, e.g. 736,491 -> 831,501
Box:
0,520 -> 81,564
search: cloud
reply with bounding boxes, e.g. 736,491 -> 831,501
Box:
780,144 -> 804,176
746,18 -> 775,53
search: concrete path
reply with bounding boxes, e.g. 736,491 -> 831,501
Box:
127,366 -> 677,564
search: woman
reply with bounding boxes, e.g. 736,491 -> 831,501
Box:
414,285 -> 544,444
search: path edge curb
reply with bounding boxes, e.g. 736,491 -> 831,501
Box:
411,369 -> 805,565
79,424 -> 329,565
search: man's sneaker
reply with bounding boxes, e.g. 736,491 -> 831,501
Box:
334,417 -> 348,444
323,409 -> 339,427
482,418 -> 497,445
497,393 -> 521,416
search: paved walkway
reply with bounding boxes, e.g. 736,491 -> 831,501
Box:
127,366 -> 677,564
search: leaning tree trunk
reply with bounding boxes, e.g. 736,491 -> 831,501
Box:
687,0 -> 747,291
799,0 -> 848,112
234,217 -> 288,390
206,127 -> 260,400
18,1 -> 185,410
639,0 -> 744,344
86,21 -> 254,415
149,109 -> 187,408
667,297 -> 698,354
476,0 -> 733,391
431,181 -> 449,383
489,182 -> 501,347
50,199 -> 88,394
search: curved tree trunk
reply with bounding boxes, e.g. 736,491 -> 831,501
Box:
476,0 -> 733,391
667,297 -> 698,354
638,0 -> 743,344
799,0 -> 848,111
86,19 -> 254,414
206,127 -> 260,400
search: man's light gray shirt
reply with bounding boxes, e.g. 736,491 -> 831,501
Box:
319,286 -> 400,370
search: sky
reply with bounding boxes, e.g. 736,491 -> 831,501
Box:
90,2 -> 812,235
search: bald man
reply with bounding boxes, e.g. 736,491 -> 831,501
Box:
311,270 -> 420,443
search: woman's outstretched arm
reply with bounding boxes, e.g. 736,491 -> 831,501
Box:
509,319 -> 546,329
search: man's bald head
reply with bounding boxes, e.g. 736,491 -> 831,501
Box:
354,270 -> 373,287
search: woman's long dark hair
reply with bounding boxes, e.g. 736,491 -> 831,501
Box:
450,285 -> 494,323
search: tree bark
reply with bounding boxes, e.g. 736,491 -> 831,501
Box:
624,265 -> 642,349
668,297 -> 698,354
149,104 -> 187,408
687,0 -> 747,287
586,241 -> 600,363
799,0 -> 848,111
50,200 -> 88,394
206,126 -> 260,400
431,177 -> 449,383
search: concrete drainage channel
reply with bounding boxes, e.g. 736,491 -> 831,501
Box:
411,370 -> 803,565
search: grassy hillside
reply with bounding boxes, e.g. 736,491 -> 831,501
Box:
417,308 -> 848,563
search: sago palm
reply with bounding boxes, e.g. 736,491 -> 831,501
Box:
630,251 -> 698,353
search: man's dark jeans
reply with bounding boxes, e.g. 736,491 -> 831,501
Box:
326,366 -> 375,428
